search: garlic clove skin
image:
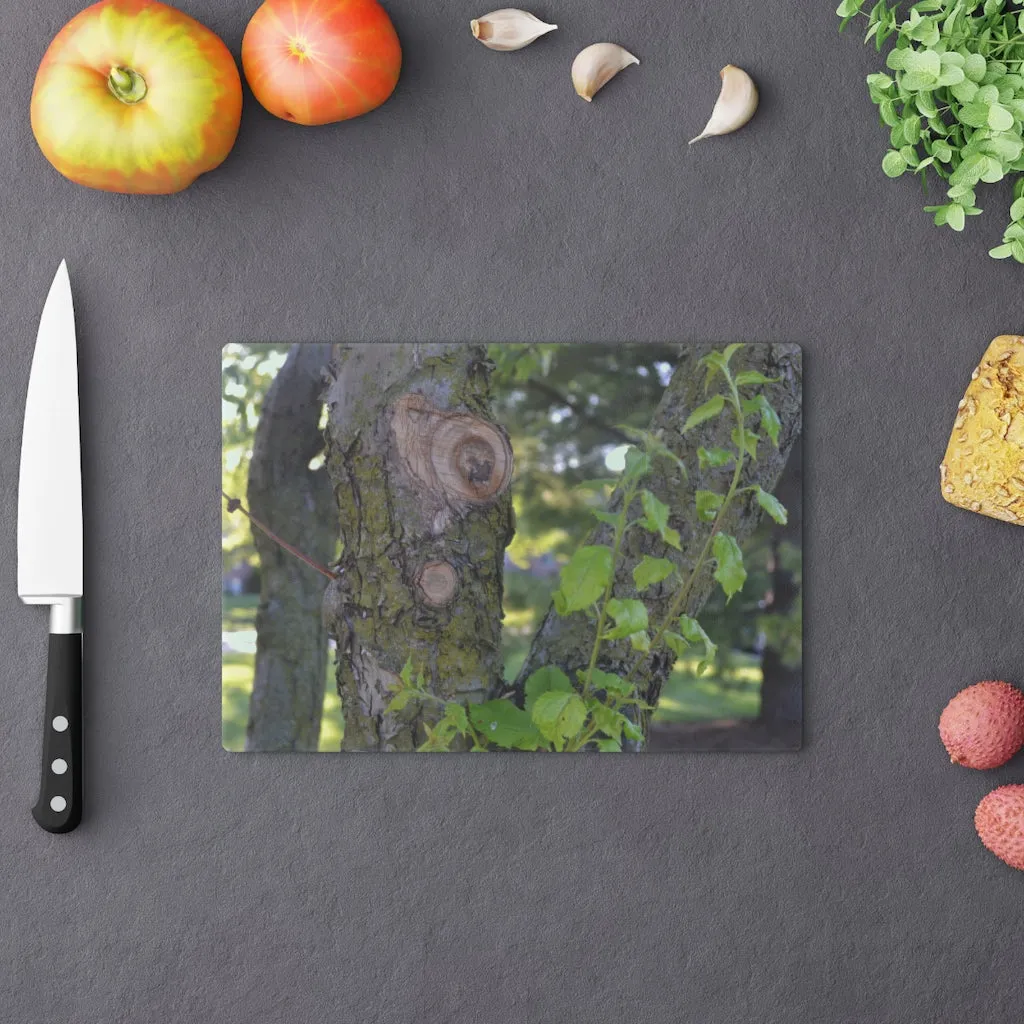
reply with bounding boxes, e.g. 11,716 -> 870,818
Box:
471,9 -> 557,51
689,65 -> 759,144
571,42 -> 639,102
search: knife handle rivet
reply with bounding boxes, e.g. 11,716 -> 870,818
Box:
52,716 -> 68,732
49,796 -> 67,813
51,758 -> 68,775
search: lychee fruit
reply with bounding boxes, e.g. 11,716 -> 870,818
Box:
975,785 -> 1024,871
939,680 -> 1024,769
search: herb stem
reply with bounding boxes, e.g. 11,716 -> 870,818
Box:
623,371 -> 747,688
582,478 -> 638,696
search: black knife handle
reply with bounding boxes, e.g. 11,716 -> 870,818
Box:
31,633 -> 82,834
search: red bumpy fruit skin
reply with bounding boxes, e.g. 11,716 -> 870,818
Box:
975,785 -> 1024,871
939,680 -> 1024,769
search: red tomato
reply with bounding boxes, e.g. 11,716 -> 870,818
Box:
241,0 -> 401,126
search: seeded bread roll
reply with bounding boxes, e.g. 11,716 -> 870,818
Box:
940,335 -> 1024,525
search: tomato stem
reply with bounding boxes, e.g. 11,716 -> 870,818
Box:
108,66 -> 147,105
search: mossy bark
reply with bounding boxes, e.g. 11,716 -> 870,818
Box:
323,344 -> 514,751
246,345 -> 336,751
513,344 -> 803,747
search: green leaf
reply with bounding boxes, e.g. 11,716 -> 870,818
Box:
443,702 -> 469,734
964,52 -> 987,83
882,149 -> 908,177
946,202 -> 966,231
1010,197 -> 1024,222
591,509 -> 620,527
553,545 -> 613,614
836,0 -> 862,16
695,489 -> 725,522
589,668 -> 633,697
679,614 -> 712,646
629,630 -> 650,652
879,97 -> 901,126
664,631 -> 688,658
915,91 -> 938,117
678,615 -> 718,666
531,691 -> 587,750
902,114 -> 921,144
900,70 -> 939,92
386,689 -> 415,713
754,487 -> 788,524
756,395 -> 781,446
732,426 -> 759,460
988,103 -> 1015,131
523,665 -> 572,714
699,349 -> 738,388
576,477 -> 618,492
979,156 -> 1005,184
623,446 -> 651,480
621,718 -> 644,743
469,700 -> 544,750
640,490 -> 674,544
902,49 -> 941,78
712,533 -> 747,600
633,555 -> 676,590
734,370 -> 779,387
595,738 -> 622,752
885,48 -> 908,72
399,657 -> 415,687
979,134 -> 1023,163
698,446 -> 734,469
603,598 -> 649,640
990,242 -> 1015,258
950,79 -> 979,103
683,394 -> 725,432
959,101 -> 992,128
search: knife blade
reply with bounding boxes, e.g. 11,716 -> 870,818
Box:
18,260 -> 83,834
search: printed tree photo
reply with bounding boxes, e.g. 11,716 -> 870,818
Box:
222,343 -> 802,752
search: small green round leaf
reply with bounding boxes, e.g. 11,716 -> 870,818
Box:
882,150 -> 907,177
988,103 -> 1015,131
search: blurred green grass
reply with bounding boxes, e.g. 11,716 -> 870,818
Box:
223,593 -> 760,750
221,596 -> 344,752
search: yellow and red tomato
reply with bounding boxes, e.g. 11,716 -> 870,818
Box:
31,0 -> 243,194
242,0 -> 401,126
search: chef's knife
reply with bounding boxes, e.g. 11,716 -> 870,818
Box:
18,261 -> 83,834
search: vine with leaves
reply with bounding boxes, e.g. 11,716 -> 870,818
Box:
838,0 -> 1024,261
386,345 -> 788,752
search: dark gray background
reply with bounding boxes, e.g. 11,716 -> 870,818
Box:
2,0 -> 1023,1020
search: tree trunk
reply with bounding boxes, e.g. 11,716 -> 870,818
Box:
322,344 -> 514,751
246,345 -> 335,751
514,344 -> 803,746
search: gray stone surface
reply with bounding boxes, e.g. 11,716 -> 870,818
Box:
2,0 -> 1023,1020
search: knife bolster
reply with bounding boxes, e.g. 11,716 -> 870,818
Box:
49,597 -> 82,635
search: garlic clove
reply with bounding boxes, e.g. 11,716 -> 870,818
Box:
471,9 -> 557,51
571,42 -> 639,102
689,65 -> 759,144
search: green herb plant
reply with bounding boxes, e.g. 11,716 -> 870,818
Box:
837,0 -> 1024,261
385,346 -> 788,752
